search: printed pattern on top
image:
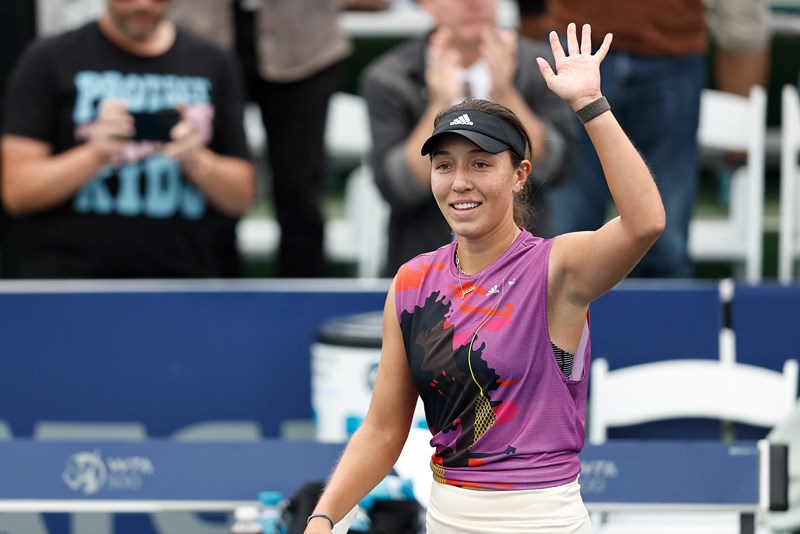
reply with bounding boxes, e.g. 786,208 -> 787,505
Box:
394,231 -> 591,490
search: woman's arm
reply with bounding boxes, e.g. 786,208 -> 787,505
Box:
305,278 -> 420,533
538,23 -> 665,308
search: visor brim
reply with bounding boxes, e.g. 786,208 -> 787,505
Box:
421,130 -> 512,157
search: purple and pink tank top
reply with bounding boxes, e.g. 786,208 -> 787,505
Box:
394,230 -> 591,490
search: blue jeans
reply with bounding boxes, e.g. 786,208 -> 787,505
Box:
546,51 -> 704,278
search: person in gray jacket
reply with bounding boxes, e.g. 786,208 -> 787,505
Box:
361,0 -> 575,276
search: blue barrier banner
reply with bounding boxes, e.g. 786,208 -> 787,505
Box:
0,440 -> 761,510
0,280 -> 775,533
0,280 -> 388,439
0,439 -> 344,507
579,441 -> 760,507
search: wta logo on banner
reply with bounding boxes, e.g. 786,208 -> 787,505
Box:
579,459 -> 618,494
62,450 -> 155,495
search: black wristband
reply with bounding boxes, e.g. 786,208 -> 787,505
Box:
575,96 -> 610,124
307,513 -> 335,529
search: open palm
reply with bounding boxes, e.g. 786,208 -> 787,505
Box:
536,23 -> 612,110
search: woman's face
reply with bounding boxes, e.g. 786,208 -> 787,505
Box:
430,134 -> 526,240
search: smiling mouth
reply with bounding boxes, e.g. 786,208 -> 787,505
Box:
452,202 -> 481,210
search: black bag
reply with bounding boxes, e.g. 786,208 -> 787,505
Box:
368,499 -> 424,534
282,481 -> 326,534
281,481 -> 424,534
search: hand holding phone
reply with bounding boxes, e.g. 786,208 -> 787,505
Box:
88,100 -> 133,162
130,109 -> 181,142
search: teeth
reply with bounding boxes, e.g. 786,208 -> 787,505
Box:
453,202 -> 479,210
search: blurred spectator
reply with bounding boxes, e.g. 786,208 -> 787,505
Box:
707,0 -> 772,98
706,0 -> 772,204
171,0 -> 354,278
517,0 -> 772,98
538,0 -> 771,278
515,0 -> 548,41
1,0 -> 255,278
36,0 -> 104,36
361,0 -> 576,276
0,0 -> 37,277
168,0 -> 234,50
542,0 -> 708,278
340,0 -> 391,10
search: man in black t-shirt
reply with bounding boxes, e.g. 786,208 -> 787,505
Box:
0,0 -> 36,277
1,0 -> 255,278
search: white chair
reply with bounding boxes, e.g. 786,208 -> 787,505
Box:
237,92 -> 389,276
324,91 -> 372,170
243,102 -> 267,159
244,91 -> 373,172
690,86 -> 767,283
237,165 -> 389,277
589,358 -> 798,445
170,420 -> 262,441
324,93 -> 389,276
589,357 -> 798,534
779,84 -> 800,284
325,164 -> 389,277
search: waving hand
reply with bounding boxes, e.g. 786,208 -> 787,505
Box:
536,23 -> 612,111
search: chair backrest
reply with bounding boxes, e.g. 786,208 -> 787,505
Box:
324,164 -> 389,276
589,280 -> 722,369
325,91 -> 372,169
322,93 -> 389,277
238,93 -> 383,275
730,282 -> 800,439
731,283 -> 800,374
33,421 -> 148,440
243,102 -> 266,158
689,86 -> 767,282
779,84 -> 800,283
589,357 -> 798,444
343,165 -> 389,278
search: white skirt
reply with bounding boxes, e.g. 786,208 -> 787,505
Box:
426,479 -> 594,534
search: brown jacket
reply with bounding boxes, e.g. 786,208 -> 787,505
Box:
547,0 -> 707,56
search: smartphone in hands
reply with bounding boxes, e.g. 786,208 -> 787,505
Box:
130,109 -> 181,142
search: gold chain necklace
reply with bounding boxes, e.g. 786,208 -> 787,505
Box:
455,249 -> 478,298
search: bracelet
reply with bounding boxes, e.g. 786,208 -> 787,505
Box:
575,96 -> 610,124
307,513 -> 335,529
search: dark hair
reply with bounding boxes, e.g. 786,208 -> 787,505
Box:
432,98 -> 535,230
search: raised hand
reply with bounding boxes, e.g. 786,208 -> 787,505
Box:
535,23 -> 612,111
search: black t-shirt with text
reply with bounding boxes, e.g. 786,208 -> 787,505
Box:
3,22 -> 250,278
